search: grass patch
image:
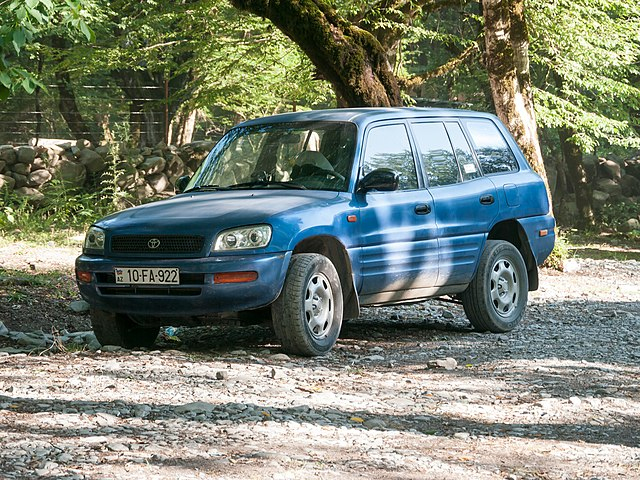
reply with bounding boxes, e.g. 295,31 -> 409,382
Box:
565,231 -> 640,261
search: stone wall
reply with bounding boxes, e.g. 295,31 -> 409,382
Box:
555,153 -> 640,230
0,139 -> 216,203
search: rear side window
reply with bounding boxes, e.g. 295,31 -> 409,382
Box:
445,122 -> 482,181
464,119 -> 519,174
411,122 -> 460,186
363,124 -> 418,190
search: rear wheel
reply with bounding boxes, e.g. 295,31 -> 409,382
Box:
272,254 -> 343,356
461,240 -> 528,332
90,309 -> 160,349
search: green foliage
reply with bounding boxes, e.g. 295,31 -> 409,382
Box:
0,179 -> 118,239
0,0 -> 98,96
528,0 -> 640,151
597,201 -> 640,232
542,230 -> 571,271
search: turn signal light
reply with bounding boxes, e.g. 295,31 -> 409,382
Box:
539,229 -> 548,237
76,270 -> 92,283
213,271 -> 258,284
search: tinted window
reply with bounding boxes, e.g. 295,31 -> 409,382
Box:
445,122 -> 481,181
464,119 -> 519,174
363,124 -> 418,190
412,122 -> 460,186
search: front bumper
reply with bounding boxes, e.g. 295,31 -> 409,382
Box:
75,251 -> 292,316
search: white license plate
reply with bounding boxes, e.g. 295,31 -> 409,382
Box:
114,267 -> 179,285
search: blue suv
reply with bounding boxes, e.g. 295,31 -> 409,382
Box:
76,108 -> 555,355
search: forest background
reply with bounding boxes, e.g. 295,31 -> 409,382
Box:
0,0 -> 639,245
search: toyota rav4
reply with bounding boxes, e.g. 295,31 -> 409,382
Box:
76,108 -> 555,355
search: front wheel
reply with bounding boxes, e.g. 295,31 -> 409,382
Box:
272,254 -> 343,356
461,240 -> 528,333
91,309 -> 160,349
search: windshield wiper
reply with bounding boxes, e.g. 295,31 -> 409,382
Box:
228,180 -> 307,190
184,184 -> 230,193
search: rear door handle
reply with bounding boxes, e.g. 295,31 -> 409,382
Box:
480,194 -> 495,205
414,204 -> 432,215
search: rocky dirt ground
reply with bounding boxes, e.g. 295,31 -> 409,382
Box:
0,239 -> 639,479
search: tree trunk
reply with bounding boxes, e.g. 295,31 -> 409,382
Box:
559,128 -> 595,227
48,37 -> 97,144
54,70 -> 97,144
230,0 -> 402,107
482,0 -> 552,212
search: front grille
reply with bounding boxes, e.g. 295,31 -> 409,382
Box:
111,235 -> 204,254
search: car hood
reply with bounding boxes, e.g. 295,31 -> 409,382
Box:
96,190 -> 341,233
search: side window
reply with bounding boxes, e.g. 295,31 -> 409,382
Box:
445,122 -> 482,181
412,122 -> 460,187
362,124 -> 418,190
464,119 -> 519,174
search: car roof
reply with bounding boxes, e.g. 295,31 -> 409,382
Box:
237,107 -> 499,129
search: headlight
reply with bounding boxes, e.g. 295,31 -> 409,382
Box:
84,226 -> 105,254
213,225 -> 272,251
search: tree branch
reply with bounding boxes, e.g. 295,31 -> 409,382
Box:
404,43 -> 478,88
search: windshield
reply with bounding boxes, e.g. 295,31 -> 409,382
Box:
186,121 -> 357,192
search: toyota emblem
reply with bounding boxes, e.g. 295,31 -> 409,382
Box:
148,238 -> 161,249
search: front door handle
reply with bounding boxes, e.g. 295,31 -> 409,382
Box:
414,204 -> 432,215
480,194 -> 495,205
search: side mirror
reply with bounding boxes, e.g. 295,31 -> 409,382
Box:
175,175 -> 191,193
358,168 -> 399,193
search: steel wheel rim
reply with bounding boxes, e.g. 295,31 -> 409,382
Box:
489,258 -> 519,317
304,272 -> 333,339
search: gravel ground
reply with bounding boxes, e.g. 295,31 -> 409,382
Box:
0,242 -> 639,479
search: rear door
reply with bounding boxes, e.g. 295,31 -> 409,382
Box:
355,122 -> 439,296
410,121 -> 499,286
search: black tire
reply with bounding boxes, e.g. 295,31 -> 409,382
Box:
90,309 -> 160,349
461,240 -> 528,333
272,253 -> 343,356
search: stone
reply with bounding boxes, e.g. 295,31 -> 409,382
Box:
0,321 -> 8,336
16,146 -> 36,164
78,148 -> 106,174
0,173 -> 16,190
270,353 -> 291,361
0,160 -> 5,173
620,175 -> 640,197
591,190 -> 610,210
175,402 -> 217,414
11,162 -> 31,176
595,178 -> 622,198
56,159 -> 87,187
147,172 -> 169,193
27,169 -> 52,187
138,156 -> 166,176
10,172 -> 27,189
69,300 -> 90,313
134,181 -> 155,199
216,371 -> 229,380
0,145 -> 17,165
14,187 -> 45,203
620,218 -> 640,233
31,156 -> 47,170
106,443 -> 129,452
165,154 -> 185,184
114,162 -> 138,189
427,357 -> 457,370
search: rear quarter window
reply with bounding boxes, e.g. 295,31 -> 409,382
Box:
464,119 -> 519,175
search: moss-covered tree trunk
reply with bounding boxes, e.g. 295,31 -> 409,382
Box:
230,0 -> 402,107
482,0 -> 552,212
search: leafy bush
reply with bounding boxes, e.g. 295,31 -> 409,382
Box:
543,229 -> 571,271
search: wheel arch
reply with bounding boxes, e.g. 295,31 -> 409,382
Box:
292,235 -> 360,318
487,220 -> 539,291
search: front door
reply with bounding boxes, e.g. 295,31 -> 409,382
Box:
355,123 -> 439,297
